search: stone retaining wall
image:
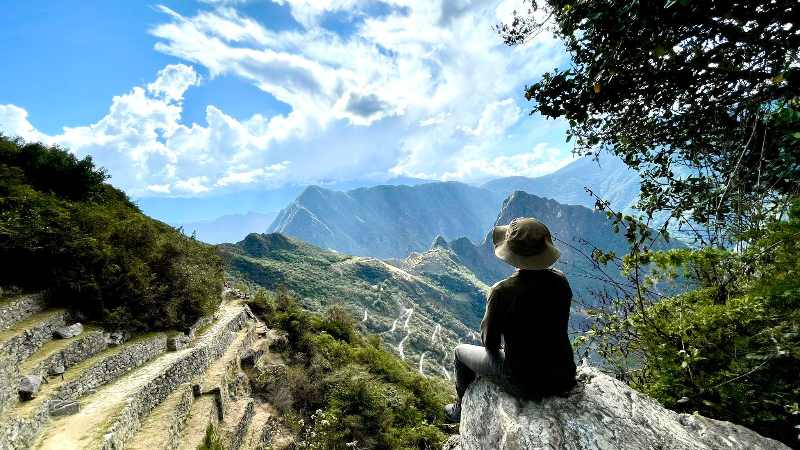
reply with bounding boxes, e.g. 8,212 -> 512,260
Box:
54,334 -> 168,402
26,330 -> 107,378
0,294 -> 45,331
99,307 -> 251,450
226,400 -> 255,450
0,356 -> 19,416
0,334 -> 167,450
165,384 -> 195,450
0,310 -> 68,364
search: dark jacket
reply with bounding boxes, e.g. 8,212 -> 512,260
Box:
480,268 -> 577,399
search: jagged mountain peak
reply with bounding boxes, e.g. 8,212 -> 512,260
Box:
431,235 -> 450,249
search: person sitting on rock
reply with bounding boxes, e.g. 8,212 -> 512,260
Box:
444,217 -> 577,422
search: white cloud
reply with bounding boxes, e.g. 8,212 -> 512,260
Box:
147,64 -> 200,101
215,161 -> 289,187
441,143 -> 574,181
465,98 -> 521,137
0,104 -> 50,143
174,176 -> 211,193
0,1 -> 570,198
146,183 -> 172,194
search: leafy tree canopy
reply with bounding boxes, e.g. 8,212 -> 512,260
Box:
500,0 -> 800,243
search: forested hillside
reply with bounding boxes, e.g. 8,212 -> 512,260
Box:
0,136 -> 222,330
219,232 -> 488,377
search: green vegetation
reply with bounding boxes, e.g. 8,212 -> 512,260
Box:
220,233 -> 483,375
248,289 -> 452,449
197,424 -> 225,450
500,0 -> 799,239
622,202 -> 800,445
503,2 -> 800,446
0,136 -> 222,330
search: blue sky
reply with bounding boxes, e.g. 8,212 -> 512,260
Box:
0,0 -> 572,211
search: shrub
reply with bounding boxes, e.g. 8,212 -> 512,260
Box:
248,288 -> 452,449
630,200 -> 800,446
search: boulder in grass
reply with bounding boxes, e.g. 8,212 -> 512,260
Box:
48,364 -> 66,377
18,375 -> 43,401
105,330 -> 129,346
49,400 -> 80,416
449,363 -> 790,450
54,323 -> 83,339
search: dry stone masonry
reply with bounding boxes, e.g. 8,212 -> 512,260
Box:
0,294 -> 45,332
0,289 -> 282,450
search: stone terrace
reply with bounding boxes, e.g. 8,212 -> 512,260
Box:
0,292 -> 285,450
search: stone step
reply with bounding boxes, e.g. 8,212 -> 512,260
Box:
125,383 -> 194,450
0,293 -> 46,332
176,396 -> 219,450
1,333 -> 168,449
0,309 -> 68,365
239,403 -> 283,450
221,398 -> 255,450
30,304 -> 251,450
177,318 -> 259,450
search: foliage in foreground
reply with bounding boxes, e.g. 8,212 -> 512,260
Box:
247,289 -> 453,449
580,201 -> 800,446
0,136 -> 223,330
501,0 -> 800,242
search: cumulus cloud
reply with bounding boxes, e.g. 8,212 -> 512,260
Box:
441,143 -> 574,181
0,0 -> 571,197
465,98 -> 522,137
0,104 -> 49,143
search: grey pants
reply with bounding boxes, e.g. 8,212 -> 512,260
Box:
454,343 -> 506,400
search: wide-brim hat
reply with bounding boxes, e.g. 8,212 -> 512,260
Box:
492,217 -> 560,270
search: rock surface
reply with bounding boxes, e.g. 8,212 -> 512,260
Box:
54,322 -> 83,339
18,375 -> 43,400
450,364 -> 790,450
49,400 -> 80,416
167,335 -> 190,351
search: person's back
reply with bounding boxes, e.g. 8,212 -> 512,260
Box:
492,269 -> 576,399
445,217 -> 577,422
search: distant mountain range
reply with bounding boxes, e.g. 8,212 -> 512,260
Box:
269,182 -> 505,258
269,153 -> 643,258
135,176 -> 434,224
482,152 -> 641,212
178,211 -> 278,244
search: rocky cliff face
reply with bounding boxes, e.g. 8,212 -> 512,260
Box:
444,364 -> 790,450
482,152 -> 641,213
269,183 -> 504,259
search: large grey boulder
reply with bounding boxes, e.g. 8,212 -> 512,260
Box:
54,322 -> 83,339
18,375 -> 43,400
451,364 -> 790,450
49,399 -> 80,416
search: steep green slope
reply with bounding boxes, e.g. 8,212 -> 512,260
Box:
248,291 -> 452,449
219,233 -> 489,377
0,136 -> 222,330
